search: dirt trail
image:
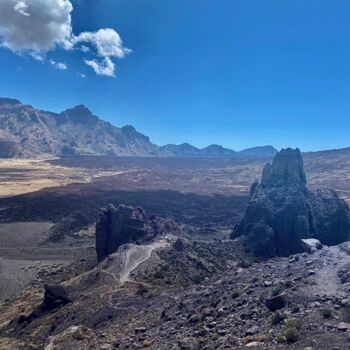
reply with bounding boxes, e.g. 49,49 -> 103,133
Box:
119,241 -> 167,284
302,245 -> 350,298
100,240 -> 168,286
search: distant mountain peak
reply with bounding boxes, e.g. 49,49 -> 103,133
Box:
121,125 -> 136,133
59,104 -> 97,125
0,97 -> 22,105
62,104 -> 94,116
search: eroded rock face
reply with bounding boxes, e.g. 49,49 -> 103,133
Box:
232,148 -> 350,258
95,204 -> 178,262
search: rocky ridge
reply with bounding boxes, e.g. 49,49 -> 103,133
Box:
232,148 -> 350,257
0,97 -> 277,159
0,98 -> 169,158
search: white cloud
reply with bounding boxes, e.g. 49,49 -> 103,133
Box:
73,28 -> 131,76
84,57 -> 115,77
79,45 -> 90,53
80,73 -> 86,78
14,1 -> 30,16
0,0 -> 130,77
0,0 -> 73,53
73,28 -> 131,59
49,59 -> 67,70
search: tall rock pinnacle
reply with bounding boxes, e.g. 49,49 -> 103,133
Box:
231,148 -> 350,258
261,148 -> 306,188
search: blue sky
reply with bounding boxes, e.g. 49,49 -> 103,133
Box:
0,0 -> 350,151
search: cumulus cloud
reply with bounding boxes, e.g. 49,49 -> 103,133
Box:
84,57 -> 115,77
49,59 -> 67,70
73,29 -> 131,59
0,0 -> 73,53
0,0 -> 130,76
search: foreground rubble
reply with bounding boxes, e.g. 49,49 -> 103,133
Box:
2,240 -> 350,349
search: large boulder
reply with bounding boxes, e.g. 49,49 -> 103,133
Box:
95,204 -> 178,262
41,284 -> 72,311
231,148 -> 350,258
301,238 -> 323,254
265,293 -> 287,311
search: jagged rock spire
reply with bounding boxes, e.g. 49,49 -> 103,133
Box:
261,148 -> 306,188
232,148 -> 350,258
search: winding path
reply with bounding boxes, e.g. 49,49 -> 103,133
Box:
101,240 -> 168,285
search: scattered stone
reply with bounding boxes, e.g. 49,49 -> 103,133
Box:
306,270 -> 316,277
245,341 -> 263,347
337,322 -> 350,331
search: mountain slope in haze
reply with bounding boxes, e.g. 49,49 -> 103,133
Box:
0,98 -> 170,158
0,97 -> 277,159
161,143 -> 277,158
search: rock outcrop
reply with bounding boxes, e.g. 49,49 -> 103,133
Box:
231,148 -> 350,258
16,284 -> 71,328
95,204 -> 178,262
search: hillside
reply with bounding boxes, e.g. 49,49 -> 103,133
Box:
0,98 -> 169,158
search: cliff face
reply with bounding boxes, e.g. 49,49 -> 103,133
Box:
232,148 -> 350,258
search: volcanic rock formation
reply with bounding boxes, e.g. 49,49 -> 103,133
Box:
95,204 -> 178,262
232,148 -> 350,258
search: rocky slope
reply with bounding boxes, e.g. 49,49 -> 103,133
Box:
3,232 -> 350,349
232,148 -> 350,257
0,98 -> 169,158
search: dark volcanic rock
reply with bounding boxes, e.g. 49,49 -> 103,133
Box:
265,293 -> 287,311
41,284 -> 72,311
95,204 -> 178,262
232,148 -> 350,258
16,284 -> 71,328
261,147 -> 306,188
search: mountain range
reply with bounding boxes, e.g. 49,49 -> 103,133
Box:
0,97 -> 277,158
160,143 -> 277,158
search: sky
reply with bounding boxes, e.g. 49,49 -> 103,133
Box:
0,0 -> 350,151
